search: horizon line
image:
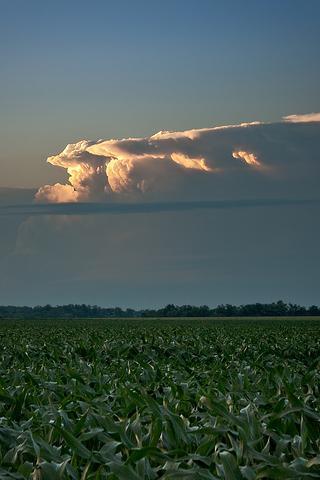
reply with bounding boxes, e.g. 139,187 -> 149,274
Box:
0,197 -> 319,217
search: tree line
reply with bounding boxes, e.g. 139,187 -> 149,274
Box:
0,301 -> 319,319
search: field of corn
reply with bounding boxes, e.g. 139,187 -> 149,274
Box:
1,317 -> 320,479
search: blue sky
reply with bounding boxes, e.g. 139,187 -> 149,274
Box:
0,1 -> 320,307
1,0 -> 320,187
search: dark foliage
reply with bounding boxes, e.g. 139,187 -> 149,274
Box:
0,300 -> 319,319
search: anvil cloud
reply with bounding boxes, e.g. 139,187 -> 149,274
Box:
35,113 -> 320,203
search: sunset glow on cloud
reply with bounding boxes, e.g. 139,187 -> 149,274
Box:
170,153 -> 213,172
283,112 -> 320,123
232,150 -> 260,166
35,114 -> 320,203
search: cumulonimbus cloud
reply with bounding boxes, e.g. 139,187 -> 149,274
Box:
35,113 -> 320,203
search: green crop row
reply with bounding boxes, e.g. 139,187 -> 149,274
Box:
0,318 -> 320,479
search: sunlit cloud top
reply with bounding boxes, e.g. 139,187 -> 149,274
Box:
283,112 -> 320,123
35,113 -> 320,203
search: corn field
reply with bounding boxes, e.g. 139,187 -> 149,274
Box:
1,318 -> 320,479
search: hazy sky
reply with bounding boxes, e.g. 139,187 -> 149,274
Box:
1,0 -> 320,187
0,0 -> 319,307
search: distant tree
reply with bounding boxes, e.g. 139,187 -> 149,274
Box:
0,301 -> 318,319
308,305 -> 320,315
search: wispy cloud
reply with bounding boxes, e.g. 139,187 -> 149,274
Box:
283,112 -> 320,123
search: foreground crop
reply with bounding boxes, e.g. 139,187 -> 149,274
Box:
0,318 -> 320,479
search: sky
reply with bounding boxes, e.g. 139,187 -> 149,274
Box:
0,0 -> 319,307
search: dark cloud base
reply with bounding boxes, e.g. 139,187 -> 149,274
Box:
0,198 -> 319,217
